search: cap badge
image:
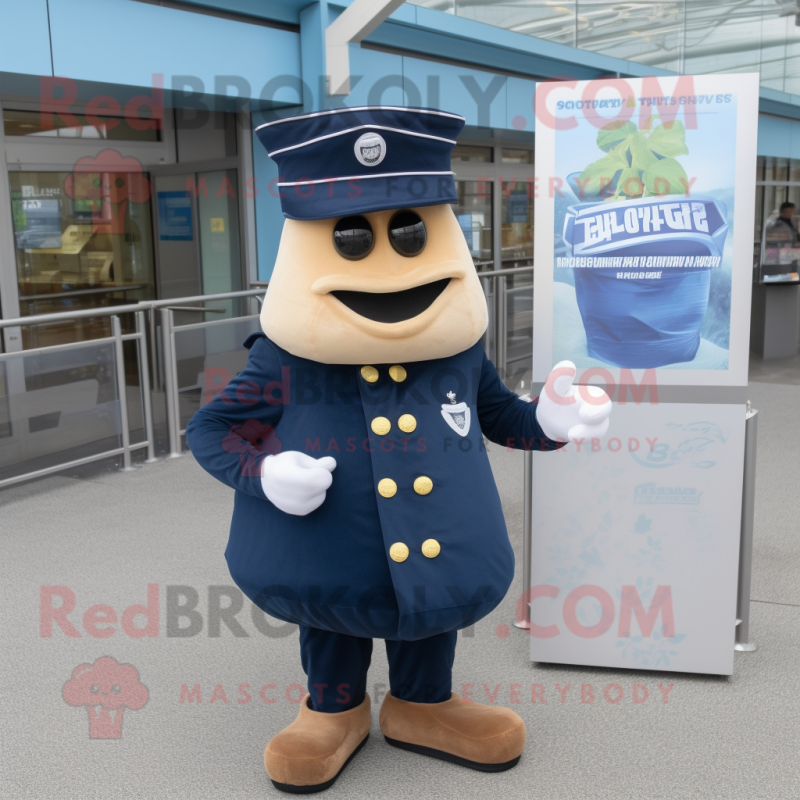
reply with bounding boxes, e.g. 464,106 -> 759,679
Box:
354,132 -> 387,167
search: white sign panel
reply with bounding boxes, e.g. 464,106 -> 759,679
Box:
529,402 -> 745,676
530,73 -> 758,674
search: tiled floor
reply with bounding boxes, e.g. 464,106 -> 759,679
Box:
0,361 -> 798,799
748,350 -> 800,385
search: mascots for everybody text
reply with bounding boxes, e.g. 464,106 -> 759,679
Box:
188,107 -> 612,793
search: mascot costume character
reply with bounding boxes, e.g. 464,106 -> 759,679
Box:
187,106 -> 612,793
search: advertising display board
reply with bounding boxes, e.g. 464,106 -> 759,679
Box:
531,73 -> 759,675
157,191 -> 194,241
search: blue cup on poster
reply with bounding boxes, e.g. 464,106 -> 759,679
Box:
561,194 -> 728,368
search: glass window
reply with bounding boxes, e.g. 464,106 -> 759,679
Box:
197,169 -> 243,317
3,108 -> 161,142
413,0 -> 455,14
754,158 -> 800,243
760,184 -> 784,229
786,186 -> 800,217
408,1 -> 800,91
760,185 -> 800,282
756,156 -> 764,183
754,185 -> 764,243
451,180 -> 493,266
764,157 -> 789,183
501,148 -> 533,164
423,0 -> 577,47
683,4 -> 761,79
9,170 -> 155,347
500,179 -> 533,265
451,144 -> 493,163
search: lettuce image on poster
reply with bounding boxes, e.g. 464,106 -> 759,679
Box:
553,97 -> 736,370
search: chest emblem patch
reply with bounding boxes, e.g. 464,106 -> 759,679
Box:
441,391 -> 471,438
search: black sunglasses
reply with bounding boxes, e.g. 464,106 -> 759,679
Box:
332,210 -> 427,261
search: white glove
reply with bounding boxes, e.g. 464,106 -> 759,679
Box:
261,451 -> 336,516
536,360 -> 612,444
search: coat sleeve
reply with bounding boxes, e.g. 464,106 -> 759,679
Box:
476,349 -> 566,451
185,335 -> 285,498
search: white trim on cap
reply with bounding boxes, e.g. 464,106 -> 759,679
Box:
256,106 -> 465,130
276,170 -> 455,187
267,124 -> 457,157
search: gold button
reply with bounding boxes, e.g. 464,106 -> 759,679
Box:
390,542 -> 409,563
378,478 -> 397,498
413,476 -> 433,495
421,539 -> 441,558
398,414 -> 417,433
361,366 -> 379,383
371,416 -> 391,436
389,365 -> 407,382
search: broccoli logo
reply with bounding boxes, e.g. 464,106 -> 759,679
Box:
575,118 -> 690,201
62,656 -> 148,739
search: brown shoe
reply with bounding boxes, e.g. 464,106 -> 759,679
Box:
264,694 -> 371,793
379,691 -> 525,772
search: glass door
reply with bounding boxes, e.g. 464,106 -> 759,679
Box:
153,166 -> 242,308
451,140 -> 535,384
197,169 -> 243,306
151,165 -> 245,407
8,169 -> 156,348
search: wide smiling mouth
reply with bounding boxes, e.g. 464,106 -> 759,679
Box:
331,278 -> 451,323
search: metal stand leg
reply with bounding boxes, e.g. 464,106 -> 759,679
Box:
735,405 -> 758,652
514,449 -> 533,630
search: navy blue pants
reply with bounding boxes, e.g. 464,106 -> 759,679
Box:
299,626 -> 457,713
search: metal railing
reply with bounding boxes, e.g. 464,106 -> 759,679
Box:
2,267 -> 762,660
0,265 -> 533,488
159,304 -> 262,457
0,310 -> 153,488
0,289 -> 265,489
477,262 -> 534,383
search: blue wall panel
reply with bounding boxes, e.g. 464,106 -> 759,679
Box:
0,0 -> 52,77
756,114 -> 800,158
402,56 -> 506,128
47,0 -> 300,102
181,0 -> 305,26
300,1 -> 328,112
344,46 -> 404,108
252,110 -> 292,280
506,76 -> 536,133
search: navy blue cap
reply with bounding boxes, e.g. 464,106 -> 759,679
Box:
255,106 -> 465,220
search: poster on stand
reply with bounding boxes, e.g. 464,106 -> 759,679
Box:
530,73 -> 759,675
533,73 -> 759,388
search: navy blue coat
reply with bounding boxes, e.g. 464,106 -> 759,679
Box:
186,335 -> 562,641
